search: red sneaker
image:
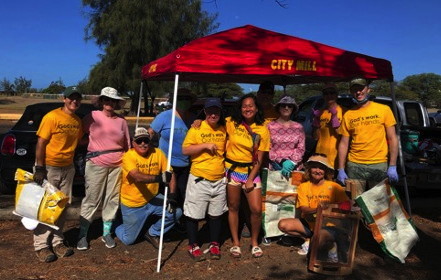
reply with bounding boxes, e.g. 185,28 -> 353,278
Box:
208,242 -> 221,260
188,244 -> 206,262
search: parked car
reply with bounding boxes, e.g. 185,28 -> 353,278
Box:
429,110 -> 441,127
0,102 -> 97,195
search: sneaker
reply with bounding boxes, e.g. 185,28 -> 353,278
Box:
35,247 -> 56,263
145,233 -> 160,249
101,234 -> 116,249
208,242 -> 221,260
327,250 -> 338,263
297,240 -> 309,256
327,243 -> 338,263
188,244 -> 206,262
77,237 -> 89,251
262,237 -> 271,246
53,243 -> 74,258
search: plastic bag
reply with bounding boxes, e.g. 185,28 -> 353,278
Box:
355,180 -> 418,263
261,168 -> 298,238
14,168 -> 69,228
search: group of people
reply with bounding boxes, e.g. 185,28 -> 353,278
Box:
30,77 -> 399,264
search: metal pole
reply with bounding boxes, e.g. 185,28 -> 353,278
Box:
156,74 -> 179,272
136,82 -> 143,129
390,82 -> 412,215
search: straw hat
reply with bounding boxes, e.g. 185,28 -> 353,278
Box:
305,154 -> 334,171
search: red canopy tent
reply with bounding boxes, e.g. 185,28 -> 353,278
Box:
141,25 -> 393,84
141,27 -> 408,272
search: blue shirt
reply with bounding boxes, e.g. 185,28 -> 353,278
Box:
150,109 -> 193,167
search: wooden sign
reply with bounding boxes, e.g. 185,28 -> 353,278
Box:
308,203 -> 360,276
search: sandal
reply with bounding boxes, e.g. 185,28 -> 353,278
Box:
229,246 -> 242,258
251,246 -> 263,258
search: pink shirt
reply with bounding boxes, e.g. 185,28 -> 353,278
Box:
267,120 -> 305,165
83,110 -> 131,167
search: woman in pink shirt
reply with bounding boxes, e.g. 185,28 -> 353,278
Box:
77,87 -> 131,250
267,95 -> 305,176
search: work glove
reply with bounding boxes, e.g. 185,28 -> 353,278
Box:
161,171 -> 172,185
281,159 -> 296,177
328,105 -> 338,115
33,166 -> 47,185
387,166 -> 399,183
166,192 -> 178,214
337,168 -> 348,185
312,109 -> 321,128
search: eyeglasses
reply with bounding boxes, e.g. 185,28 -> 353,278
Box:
134,137 -> 150,145
279,104 -> 294,108
323,90 -> 337,96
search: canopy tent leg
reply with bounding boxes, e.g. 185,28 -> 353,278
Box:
156,74 -> 180,273
135,81 -> 143,130
389,82 -> 412,215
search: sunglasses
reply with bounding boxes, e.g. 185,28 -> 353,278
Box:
134,137 -> 150,145
279,104 -> 294,108
323,90 -> 337,96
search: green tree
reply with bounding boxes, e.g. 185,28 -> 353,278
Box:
0,78 -> 15,95
42,78 -> 65,94
193,83 -> 244,99
399,73 -> 441,107
82,0 -> 218,115
13,76 -> 32,94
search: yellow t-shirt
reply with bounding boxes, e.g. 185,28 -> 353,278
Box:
36,108 -> 83,167
315,105 -> 343,168
225,117 -> 270,173
182,121 -> 227,181
120,148 -> 169,207
297,180 -> 349,228
340,102 -> 396,164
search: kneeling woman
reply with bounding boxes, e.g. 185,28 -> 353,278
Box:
278,154 -> 349,255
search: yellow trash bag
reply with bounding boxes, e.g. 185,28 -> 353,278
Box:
14,168 -> 69,227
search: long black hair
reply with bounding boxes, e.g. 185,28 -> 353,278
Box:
231,93 -> 265,125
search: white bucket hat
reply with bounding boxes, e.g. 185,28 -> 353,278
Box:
100,87 -> 125,101
99,87 -> 126,109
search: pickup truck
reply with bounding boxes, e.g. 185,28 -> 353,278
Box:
295,94 -> 441,191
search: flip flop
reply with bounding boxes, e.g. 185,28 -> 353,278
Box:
251,246 -> 263,258
229,246 -> 242,258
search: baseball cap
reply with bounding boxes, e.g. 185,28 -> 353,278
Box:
133,127 -> 150,141
63,86 -> 82,98
349,78 -> 368,87
204,98 -> 222,109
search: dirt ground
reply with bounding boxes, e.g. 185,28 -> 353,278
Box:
0,205 -> 441,280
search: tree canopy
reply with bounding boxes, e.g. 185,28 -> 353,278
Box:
82,0 -> 218,114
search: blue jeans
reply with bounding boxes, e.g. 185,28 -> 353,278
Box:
115,194 -> 182,245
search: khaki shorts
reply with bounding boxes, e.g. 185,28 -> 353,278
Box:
184,174 -> 228,219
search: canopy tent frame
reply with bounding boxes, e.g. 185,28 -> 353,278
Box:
139,25 -> 408,272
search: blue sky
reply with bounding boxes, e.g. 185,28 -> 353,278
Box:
1,0 -> 440,90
